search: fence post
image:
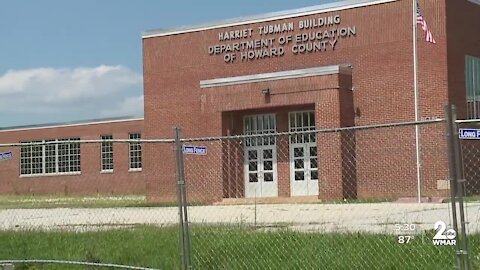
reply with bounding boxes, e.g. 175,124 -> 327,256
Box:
174,128 -> 192,270
444,105 -> 463,269
445,104 -> 470,270
450,106 -> 470,270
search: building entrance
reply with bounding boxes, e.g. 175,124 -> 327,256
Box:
244,114 -> 278,198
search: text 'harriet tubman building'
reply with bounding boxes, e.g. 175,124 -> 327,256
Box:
142,0 -> 479,202
0,0 -> 478,201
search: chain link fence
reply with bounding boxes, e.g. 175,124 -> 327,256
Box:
458,118 -> 480,270
180,119 -> 460,269
0,114 -> 477,269
0,139 -> 180,270
460,120 -> 480,196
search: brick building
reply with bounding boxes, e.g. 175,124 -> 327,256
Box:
0,118 -> 145,195
0,0 -> 479,200
142,0 -> 479,202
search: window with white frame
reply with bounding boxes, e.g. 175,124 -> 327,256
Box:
289,111 -> 316,144
466,55 -> 480,119
20,138 -> 80,176
129,133 -> 142,170
244,114 -> 276,147
20,141 -> 43,175
101,135 -> 114,171
468,0 -> 480,6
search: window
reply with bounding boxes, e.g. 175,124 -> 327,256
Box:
466,55 -> 480,119
20,138 -> 81,176
244,114 -> 276,147
45,139 -> 56,174
101,135 -> 114,172
20,141 -> 42,175
129,133 -> 142,170
468,0 -> 480,6
289,111 -> 316,144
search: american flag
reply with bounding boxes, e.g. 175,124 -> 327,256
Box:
416,1 -> 436,43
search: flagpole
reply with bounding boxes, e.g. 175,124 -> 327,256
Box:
412,0 -> 422,203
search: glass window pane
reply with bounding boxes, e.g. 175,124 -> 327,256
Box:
249,173 -> 258,183
248,150 -> 257,160
264,173 -> 273,182
258,116 -> 263,133
303,112 -> 309,127
245,118 -> 251,132
294,159 -> 304,169
310,158 -> 318,169
295,171 -> 305,181
270,115 -> 275,130
263,149 -> 273,159
290,113 -> 295,129
303,133 -> 310,143
264,161 -> 273,171
249,161 -> 257,171
296,114 -> 302,128
309,112 -> 316,126
294,147 -> 304,158
311,171 -> 319,180
269,136 -> 276,145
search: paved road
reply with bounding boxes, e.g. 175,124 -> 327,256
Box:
1,203 -> 480,234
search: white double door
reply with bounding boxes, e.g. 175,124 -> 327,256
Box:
244,145 -> 278,198
244,114 -> 278,198
289,143 -> 319,196
289,111 -> 319,196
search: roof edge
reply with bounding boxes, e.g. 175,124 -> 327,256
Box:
0,117 -> 144,133
142,0 -> 397,39
200,64 -> 352,89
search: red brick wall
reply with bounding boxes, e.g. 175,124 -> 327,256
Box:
0,120 -> 145,195
446,0 -> 480,118
142,0 -> 459,201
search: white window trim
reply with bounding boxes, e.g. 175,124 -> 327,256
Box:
20,172 -> 81,178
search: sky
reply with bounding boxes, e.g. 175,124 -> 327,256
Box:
0,0 -> 338,127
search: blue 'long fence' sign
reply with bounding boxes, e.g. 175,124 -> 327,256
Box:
182,145 -> 207,155
459,129 -> 480,139
0,152 -> 13,161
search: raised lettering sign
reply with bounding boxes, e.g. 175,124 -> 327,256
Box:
207,14 -> 357,64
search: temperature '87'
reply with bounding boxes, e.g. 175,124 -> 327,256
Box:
398,235 -> 414,244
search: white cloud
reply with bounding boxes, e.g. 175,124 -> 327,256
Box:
100,95 -> 144,117
0,65 -> 143,117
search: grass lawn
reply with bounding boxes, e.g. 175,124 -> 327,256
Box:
0,195 -> 177,209
0,226 -> 476,270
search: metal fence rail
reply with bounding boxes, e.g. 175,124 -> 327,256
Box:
0,112 -> 477,269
